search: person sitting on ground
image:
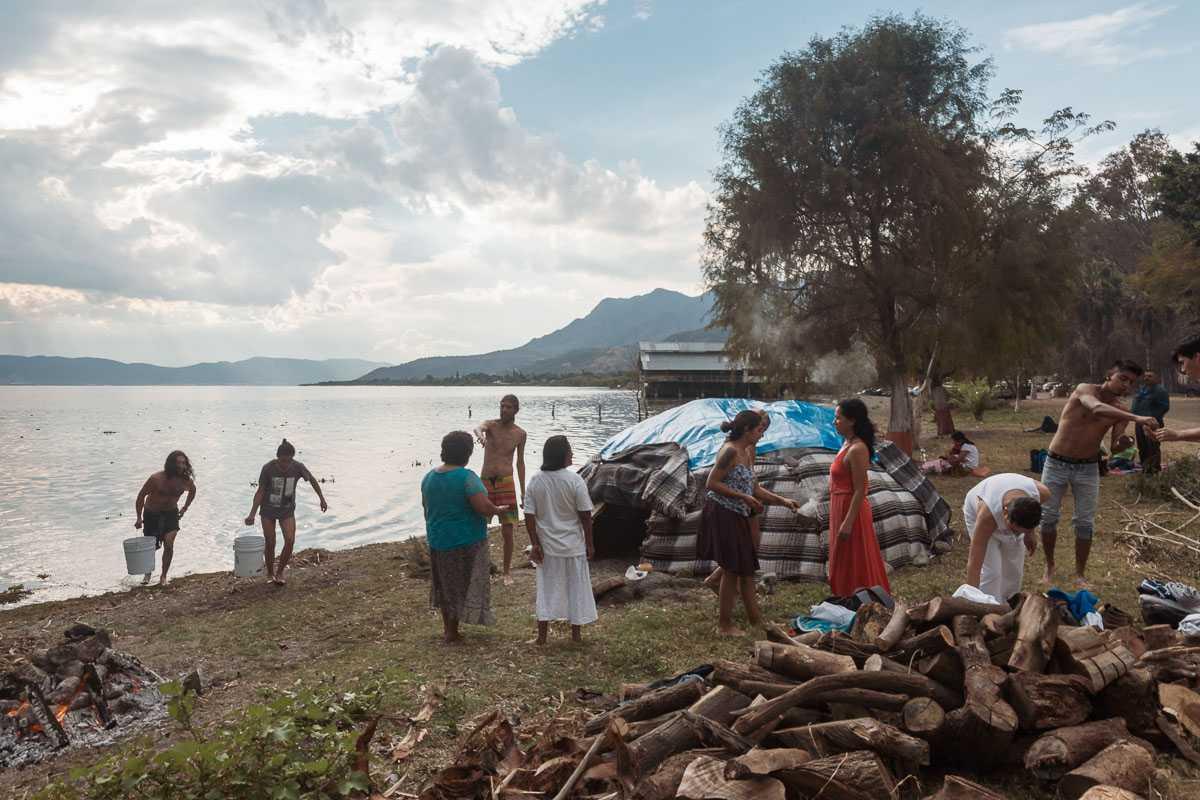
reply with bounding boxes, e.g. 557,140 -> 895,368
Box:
963,473 -> 1051,603
524,435 -> 597,645
1108,435 -> 1139,471
700,410 -> 802,636
134,450 -> 197,587
244,439 -> 328,586
1156,333 -> 1200,445
421,431 -> 511,644
921,431 -> 981,475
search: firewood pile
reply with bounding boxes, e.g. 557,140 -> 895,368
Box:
417,593 -> 1200,800
0,624 -> 167,769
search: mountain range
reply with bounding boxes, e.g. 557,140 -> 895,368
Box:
355,288 -> 718,381
0,356 -> 390,386
1,289 -> 722,385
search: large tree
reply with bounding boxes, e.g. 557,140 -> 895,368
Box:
703,15 -> 1083,448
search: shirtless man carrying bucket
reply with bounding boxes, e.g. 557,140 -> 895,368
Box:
1041,360 -> 1159,586
475,395 -> 526,585
134,450 -> 197,586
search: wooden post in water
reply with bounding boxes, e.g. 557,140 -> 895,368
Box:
598,402 -> 602,422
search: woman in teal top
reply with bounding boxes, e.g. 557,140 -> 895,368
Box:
421,431 -> 509,643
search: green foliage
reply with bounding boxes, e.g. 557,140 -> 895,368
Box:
1127,454 -> 1200,504
37,677 -> 389,800
950,378 -> 993,421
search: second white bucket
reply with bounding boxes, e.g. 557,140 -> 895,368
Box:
123,536 -> 157,575
233,535 -> 266,578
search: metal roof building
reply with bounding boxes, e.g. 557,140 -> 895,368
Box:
637,341 -> 767,402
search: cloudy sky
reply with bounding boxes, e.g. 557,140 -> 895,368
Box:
1,1 -> 1197,366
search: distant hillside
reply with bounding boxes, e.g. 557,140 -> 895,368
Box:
359,289 -> 719,380
0,356 -> 390,386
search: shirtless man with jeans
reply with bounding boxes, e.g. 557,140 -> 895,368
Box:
1041,360 -> 1159,587
474,395 -> 526,585
134,450 -> 197,586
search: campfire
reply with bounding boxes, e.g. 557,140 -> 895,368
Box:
0,624 -> 166,769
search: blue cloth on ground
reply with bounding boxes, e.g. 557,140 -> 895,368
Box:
793,616 -> 853,634
598,398 -> 842,470
1047,588 -> 1100,623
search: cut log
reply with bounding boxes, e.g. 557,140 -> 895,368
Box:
909,596 -> 1009,626
618,714 -> 700,781
738,683 -> 909,711
1155,713 -> 1200,767
754,641 -> 856,679
1158,682 -> 1200,742
938,615 -> 1018,770
731,671 -> 961,736
1008,593 -> 1058,672
585,680 -> 705,735
1077,788 -> 1145,800
724,747 -> 812,779
677,754 -> 786,800
1137,645 -> 1200,684
1024,718 -> 1154,780
1005,672 -> 1093,731
592,576 -> 626,599
891,625 -> 957,666
917,650 -> 964,691
764,623 -> 821,647
875,601 -> 909,652
689,685 -> 752,727
926,775 -> 1007,800
1109,626 -> 1146,660
850,602 -> 892,643
712,659 -> 793,690
776,750 -> 896,800
1054,626 -> 1137,692
814,632 -> 880,664
620,682 -> 651,701
1096,668 -> 1158,734
987,632 -> 1016,667
1142,624 -> 1180,652
633,748 -> 724,800
862,653 -> 913,674
767,718 -> 928,765
901,697 -> 945,738
1059,741 -> 1156,800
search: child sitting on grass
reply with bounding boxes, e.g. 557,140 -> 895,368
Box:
524,435 -> 597,644
1109,434 -> 1139,472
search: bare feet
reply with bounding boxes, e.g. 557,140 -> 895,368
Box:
1040,566 -> 1055,586
502,573 -> 514,586
535,638 -> 547,646
141,573 -> 152,586
442,634 -> 463,645
272,573 -> 286,586
158,575 -> 169,587
717,626 -> 745,637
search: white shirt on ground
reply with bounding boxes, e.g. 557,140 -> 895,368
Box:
524,468 -> 595,558
960,443 -> 980,470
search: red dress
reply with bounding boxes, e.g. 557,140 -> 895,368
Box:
828,445 -> 891,596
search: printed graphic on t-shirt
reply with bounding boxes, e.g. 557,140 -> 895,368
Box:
269,477 -> 296,506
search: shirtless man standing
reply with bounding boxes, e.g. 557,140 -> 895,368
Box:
474,395 -> 526,585
134,450 -> 197,586
1041,360 -> 1159,586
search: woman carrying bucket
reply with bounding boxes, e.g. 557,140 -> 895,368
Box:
244,439 -> 328,586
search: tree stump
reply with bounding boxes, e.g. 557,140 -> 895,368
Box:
755,641 -> 856,679
1005,673 -> 1093,731
938,615 -> 1017,770
1008,593 -> 1058,673
1059,741 -> 1156,800
1024,718 -> 1154,780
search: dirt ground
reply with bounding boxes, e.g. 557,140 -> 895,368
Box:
3,397 -> 1200,798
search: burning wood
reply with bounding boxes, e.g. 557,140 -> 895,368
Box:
413,589 -> 1199,799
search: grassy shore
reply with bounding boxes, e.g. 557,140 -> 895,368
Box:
3,398 -> 1200,798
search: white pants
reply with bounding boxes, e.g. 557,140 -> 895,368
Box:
535,554 -> 598,625
972,530 -> 1026,602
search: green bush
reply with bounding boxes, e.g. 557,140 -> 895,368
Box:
1127,454 -> 1200,504
949,378 -> 993,421
38,676 -> 389,800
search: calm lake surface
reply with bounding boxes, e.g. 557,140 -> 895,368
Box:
0,386 -> 638,605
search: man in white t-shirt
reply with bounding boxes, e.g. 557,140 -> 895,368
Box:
963,473 -> 1051,602
524,436 -> 597,644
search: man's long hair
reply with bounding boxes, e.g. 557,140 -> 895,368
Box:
164,450 -> 194,481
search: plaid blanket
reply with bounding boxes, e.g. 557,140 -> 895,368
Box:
641,443 -> 953,581
578,443 -> 691,519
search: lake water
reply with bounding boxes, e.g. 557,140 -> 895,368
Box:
0,386 -> 638,605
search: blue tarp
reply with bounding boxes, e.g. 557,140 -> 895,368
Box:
599,399 -> 843,470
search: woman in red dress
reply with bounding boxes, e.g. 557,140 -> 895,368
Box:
828,398 -> 891,596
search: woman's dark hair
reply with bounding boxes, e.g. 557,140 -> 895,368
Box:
277,439 -> 296,458
1007,497 -> 1042,529
164,450 -> 194,481
440,431 -> 474,466
1174,332 -> 1200,362
836,398 -> 876,452
541,435 -> 571,471
720,410 -> 763,441
951,431 -> 974,446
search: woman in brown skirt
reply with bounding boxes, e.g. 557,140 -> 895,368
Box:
700,410 -> 801,636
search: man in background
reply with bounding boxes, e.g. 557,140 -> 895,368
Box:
1132,370 -> 1169,473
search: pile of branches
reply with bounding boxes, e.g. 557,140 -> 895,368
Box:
1127,456 -> 1200,504
1118,490 -> 1200,574
417,593 -> 1200,800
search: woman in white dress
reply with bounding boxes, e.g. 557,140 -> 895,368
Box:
524,435 -> 597,644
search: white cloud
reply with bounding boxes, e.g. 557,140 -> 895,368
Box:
0,1 -> 712,363
1004,4 -> 1182,66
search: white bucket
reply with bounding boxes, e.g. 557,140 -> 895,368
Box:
123,537 -> 157,575
233,535 -> 266,578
